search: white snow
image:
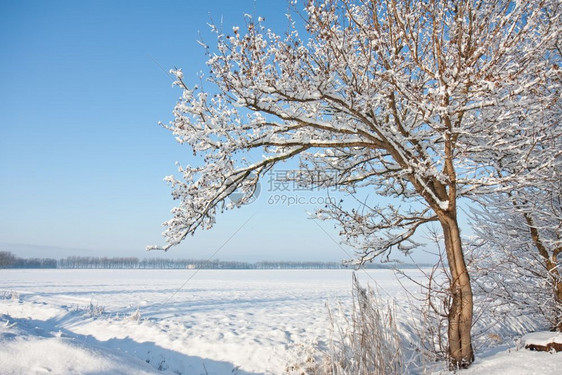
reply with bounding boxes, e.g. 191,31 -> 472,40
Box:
461,345 -> 562,375
1,269 -> 560,374
0,315 -> 158,375
0,269 -> 381,374
523,331 -> 562,347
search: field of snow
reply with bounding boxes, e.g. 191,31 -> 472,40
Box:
1,269 -> 560,374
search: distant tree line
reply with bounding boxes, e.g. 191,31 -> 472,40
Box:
58,256 -> 142,269
0,251 -> 423,270
0,251 -> 57,269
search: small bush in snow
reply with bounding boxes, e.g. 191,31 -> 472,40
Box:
129,308 -> 141,322
323,274 -> 404,375
1,290 -> 20,302
86,301 -> 105,318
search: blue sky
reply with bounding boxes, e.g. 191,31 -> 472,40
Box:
0,0 -> 440,263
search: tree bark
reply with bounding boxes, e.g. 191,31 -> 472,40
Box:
439,211 -> 475,368
546,256 -> 562,332
554,277 -> 562,332
523,212 -> 562,331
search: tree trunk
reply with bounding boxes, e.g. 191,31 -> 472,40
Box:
439,211 -> 475,369
554,277 -> 562,332
545,257 -> 562,332
524,212 -> 562,331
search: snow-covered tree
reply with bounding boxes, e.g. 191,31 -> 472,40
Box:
469,126 -> 562,331
468,23 -> 561,329
469,185 -> 562,332
152,0 -> 560,367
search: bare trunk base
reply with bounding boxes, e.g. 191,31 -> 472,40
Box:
448,293 -> 475,369
553,277 -> 562,332
440,213 -> 475,369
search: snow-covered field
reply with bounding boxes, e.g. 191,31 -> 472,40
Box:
1,269 -> 560,374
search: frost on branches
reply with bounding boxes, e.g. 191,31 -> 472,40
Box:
469,131 -> 562,331
152,0 -> 560,368
468,40 -> 562,331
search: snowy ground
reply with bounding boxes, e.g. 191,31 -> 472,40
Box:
1,269 -> 560,374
